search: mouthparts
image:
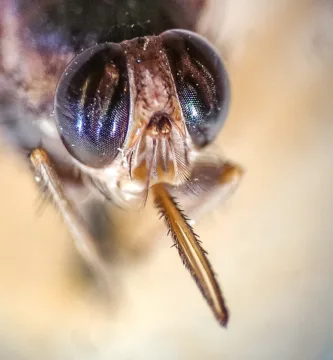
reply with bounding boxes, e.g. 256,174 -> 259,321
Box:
127,111 -> 191,189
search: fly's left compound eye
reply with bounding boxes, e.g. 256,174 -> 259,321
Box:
55,43 -> 130,168
161,30 -> 230,148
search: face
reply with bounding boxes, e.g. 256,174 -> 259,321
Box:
54,30 -> 230,207
0,0 -> 242,327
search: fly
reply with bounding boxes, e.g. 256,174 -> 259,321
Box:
0,0 -> 243,327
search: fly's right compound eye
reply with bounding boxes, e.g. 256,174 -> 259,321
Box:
55,43 -> 130,168
161,30 -> 230,148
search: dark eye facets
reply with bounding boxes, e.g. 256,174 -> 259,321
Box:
55,43 -> 130,168
161,29 -> 230,148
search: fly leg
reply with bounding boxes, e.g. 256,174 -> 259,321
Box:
174,158 -> 244,220
152,158 -> 243,327
30,147 -> 112,296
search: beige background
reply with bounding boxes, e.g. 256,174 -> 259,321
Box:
1,0 -> 333,359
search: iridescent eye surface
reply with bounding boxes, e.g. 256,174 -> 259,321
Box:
161,29 -> 230,148
55,43 -> 129,168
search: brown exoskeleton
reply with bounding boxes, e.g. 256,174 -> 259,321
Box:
1,0 -> 242,326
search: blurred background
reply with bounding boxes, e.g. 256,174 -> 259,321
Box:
1,0 -> 333,359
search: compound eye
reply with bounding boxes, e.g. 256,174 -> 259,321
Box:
55,43 -> 129,168
161,30 -> 230,148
